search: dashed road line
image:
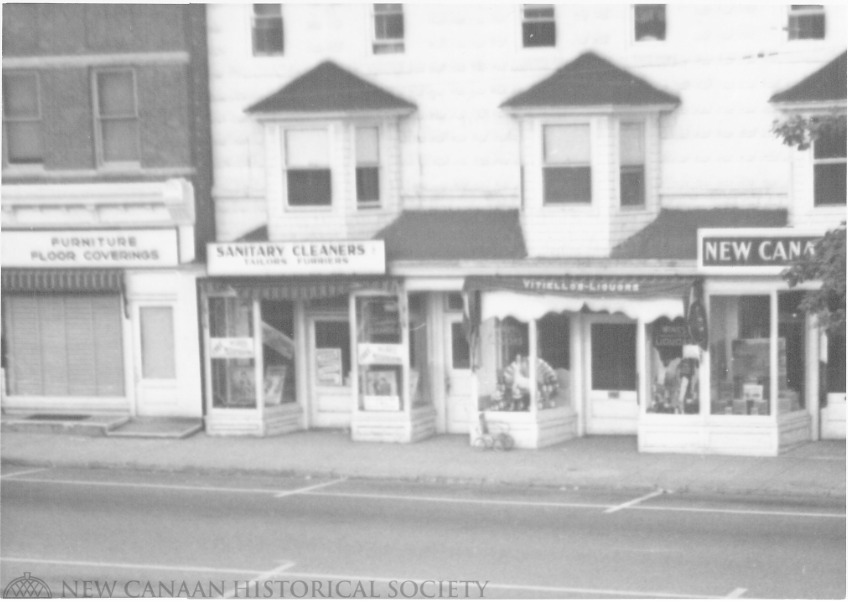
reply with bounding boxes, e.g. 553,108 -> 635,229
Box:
0,467 -> 48,479
274,477 -> 346,498
604,489 -> 665,513
0,556 -> 260,575
726,587 -> 748,598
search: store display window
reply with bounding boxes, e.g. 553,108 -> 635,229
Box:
408,293 -> 432,408
209,297 -> 256,409
356,295 -> 404,411
648,317 -> 699,414
709,295 -> 772,416
778,291 -> 806,413
260,300 -> 297,406
535,313 -> 571,409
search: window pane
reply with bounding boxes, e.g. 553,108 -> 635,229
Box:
778,291 -> 805,412
101,119 -> 139,162
356,167 -> 380,203
261,300 -> 297,404
544,124 -> 590,163
253,20 -> 284,54
375,13 -> 404,39
789,11 -> 825,39
591,323 -> 636,391
97,72 -> 135,116
814,128 -> 847,159
3,73 -> 39,118
620,166 -> 645,206
140,307 -> 176,379
287,169 -> 332,206
356,127 -> 380,163
523,21 -> 556,47
523,4 -> 555,19
409,293 -> 431,407
635,4 -> 666,41
814,163 -> 846,206
315,320 -> 351,384
6,122 -> 42,163
451,322 -> 471,369
286,129 -> 328,166
536,313 -> 570,410
253,4 -> 281,16
544,166 -> 592,203
827,333 -> 846,394
477,317 -> 532,411
620,123 -> 645,165
710,295 -> 771,416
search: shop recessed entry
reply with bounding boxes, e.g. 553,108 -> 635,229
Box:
309,316 -> 353,428
586,319 -> 638,434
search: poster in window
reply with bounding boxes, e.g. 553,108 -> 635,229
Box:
363,368 -> 401,411
316,348 -> 343,386
228,364 -> 256,407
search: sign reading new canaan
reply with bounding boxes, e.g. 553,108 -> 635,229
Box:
208,240 -> 385,276
1,229 -> 179,267
698,228 -> 822,274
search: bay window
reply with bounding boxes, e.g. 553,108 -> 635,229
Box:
620,122 -> 646,207
356,126 -> 381,207
285,129 -> 331,207
543,124 -> 592,204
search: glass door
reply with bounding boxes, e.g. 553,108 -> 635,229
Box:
586,317 -> 638,434
309,316 -> 353,428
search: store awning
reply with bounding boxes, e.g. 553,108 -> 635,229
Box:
201,277 -> 400,301
1,268 -> 124,293
464,275 -> 696,323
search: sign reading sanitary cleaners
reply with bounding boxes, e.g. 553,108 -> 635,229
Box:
1,229 -> 179,267
698,228 -> 823,274
208,240 -> 385,276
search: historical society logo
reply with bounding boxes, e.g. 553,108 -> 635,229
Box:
3,573 -> 52,599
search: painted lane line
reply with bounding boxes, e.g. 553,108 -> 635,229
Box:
2,477 -> 291,496
630,505 -> 846,519
223,561 -> 295,599
604,489 -> 665,513
726,587 -> 748,598
0,467 -> 48,479
0,557 -> 263,576
274,477 -> 346,498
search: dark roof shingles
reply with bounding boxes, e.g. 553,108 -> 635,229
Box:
502,51 -> 680,109
771,51 -> 847,103
247,61 -> 416,114
611,209 -> 789,260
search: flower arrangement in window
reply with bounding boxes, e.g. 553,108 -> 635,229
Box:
489,354 -> 560,411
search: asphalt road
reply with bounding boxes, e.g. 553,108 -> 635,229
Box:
0,465 -> 844,599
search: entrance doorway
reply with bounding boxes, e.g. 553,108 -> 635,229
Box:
585,317 -> 638,434
445,313 -> 472,433
308,316 -> 353,428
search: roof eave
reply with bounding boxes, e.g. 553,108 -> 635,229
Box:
501,102 -> 679,116
248,108 -> 417,121
770,100 -> 847,112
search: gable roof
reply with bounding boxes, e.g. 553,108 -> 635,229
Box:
501,51 -> 680,109
375,210 -> 527,261
246,61 -> 416,114
770,51 -> 847,103
611,209 -> 789,260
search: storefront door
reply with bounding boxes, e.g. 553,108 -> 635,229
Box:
134,304 -> 178,416
309,316 -> 353,428
585,316 -> 638,434
445,313 -> 472,433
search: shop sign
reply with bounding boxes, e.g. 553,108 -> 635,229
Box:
207,240 -> 385,276
1,229 -> 179,267
698,228 -> 822,273
316,349 -> 343,386
464,275 -> 694,298
653,318 -> 689,347
209,338 -> 254,359
358,343 -> 404,365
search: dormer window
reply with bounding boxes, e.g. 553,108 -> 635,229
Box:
543,124 -> 592,204
788,5 -> 825,40
522,5 -> 556,48
285,129 -> 331,207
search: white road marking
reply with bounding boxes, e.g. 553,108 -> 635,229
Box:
726,587 -> 748,598
223,561 -> 295,599
0,556 -> 261,575
0,467 -> 48,479
604,489 -> 665,513
5,476 -> 845,519
274,477 -> 346,497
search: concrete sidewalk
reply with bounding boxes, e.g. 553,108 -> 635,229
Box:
1,430 -> 844,498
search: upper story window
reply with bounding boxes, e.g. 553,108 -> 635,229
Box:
543,124 -> 591,204
522,5 -> 556,48
356,126 -> 381,208
252,4 -> 284,55
2,72 -> 43,165
813,126 -> 846,206
94,70 -> 140,165
620,122 -> 646,207
373,4 -> 404,54
634,4 -> 666,42
788,5 -> 825,40
285,129 -> 331,207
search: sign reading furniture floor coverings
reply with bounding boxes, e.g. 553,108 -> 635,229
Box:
208,240 -> 385,275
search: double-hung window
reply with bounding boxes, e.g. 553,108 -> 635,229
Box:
522,5 -> 556,48
788,5 -> 825,40
94,70 -> 140,165
252,4 -> 284,56
813,125 -> 846,206
285,129 -> 332,207
543,124 -> 591,204
620,122 -> 646,207
634,4 -> 666,42
3,72 -> 43,165
373,4 -> 404,54
356,126 -> 381,208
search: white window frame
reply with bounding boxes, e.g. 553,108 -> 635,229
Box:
541,122 -> 593,206
633,4 -> 667,43
619,120 -> 647,209
282,126 -> 334,211
92,68 -> 140,168
788,5 -> 826,41
3,71 -> 44,168
355,124 -> 383,209
372,4 -> 405,55
251,4 -> 284,57
521,4 -> 556,49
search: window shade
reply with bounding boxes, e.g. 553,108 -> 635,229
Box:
356,127 -> 380,163
620,123 -> 645,165
286,129 -> 329,167
544,124 -> 590,163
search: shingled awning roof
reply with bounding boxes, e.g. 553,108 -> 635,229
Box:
501,51 -> 679,110
611,209 -> 789,260
375,210 -> 527,261
246,61 -> 416,114
770,51 -> 847,104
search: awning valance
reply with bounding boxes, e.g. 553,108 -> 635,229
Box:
1,268 -> 124,293
201,277 -> 400,301
464,275 -> 696,323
